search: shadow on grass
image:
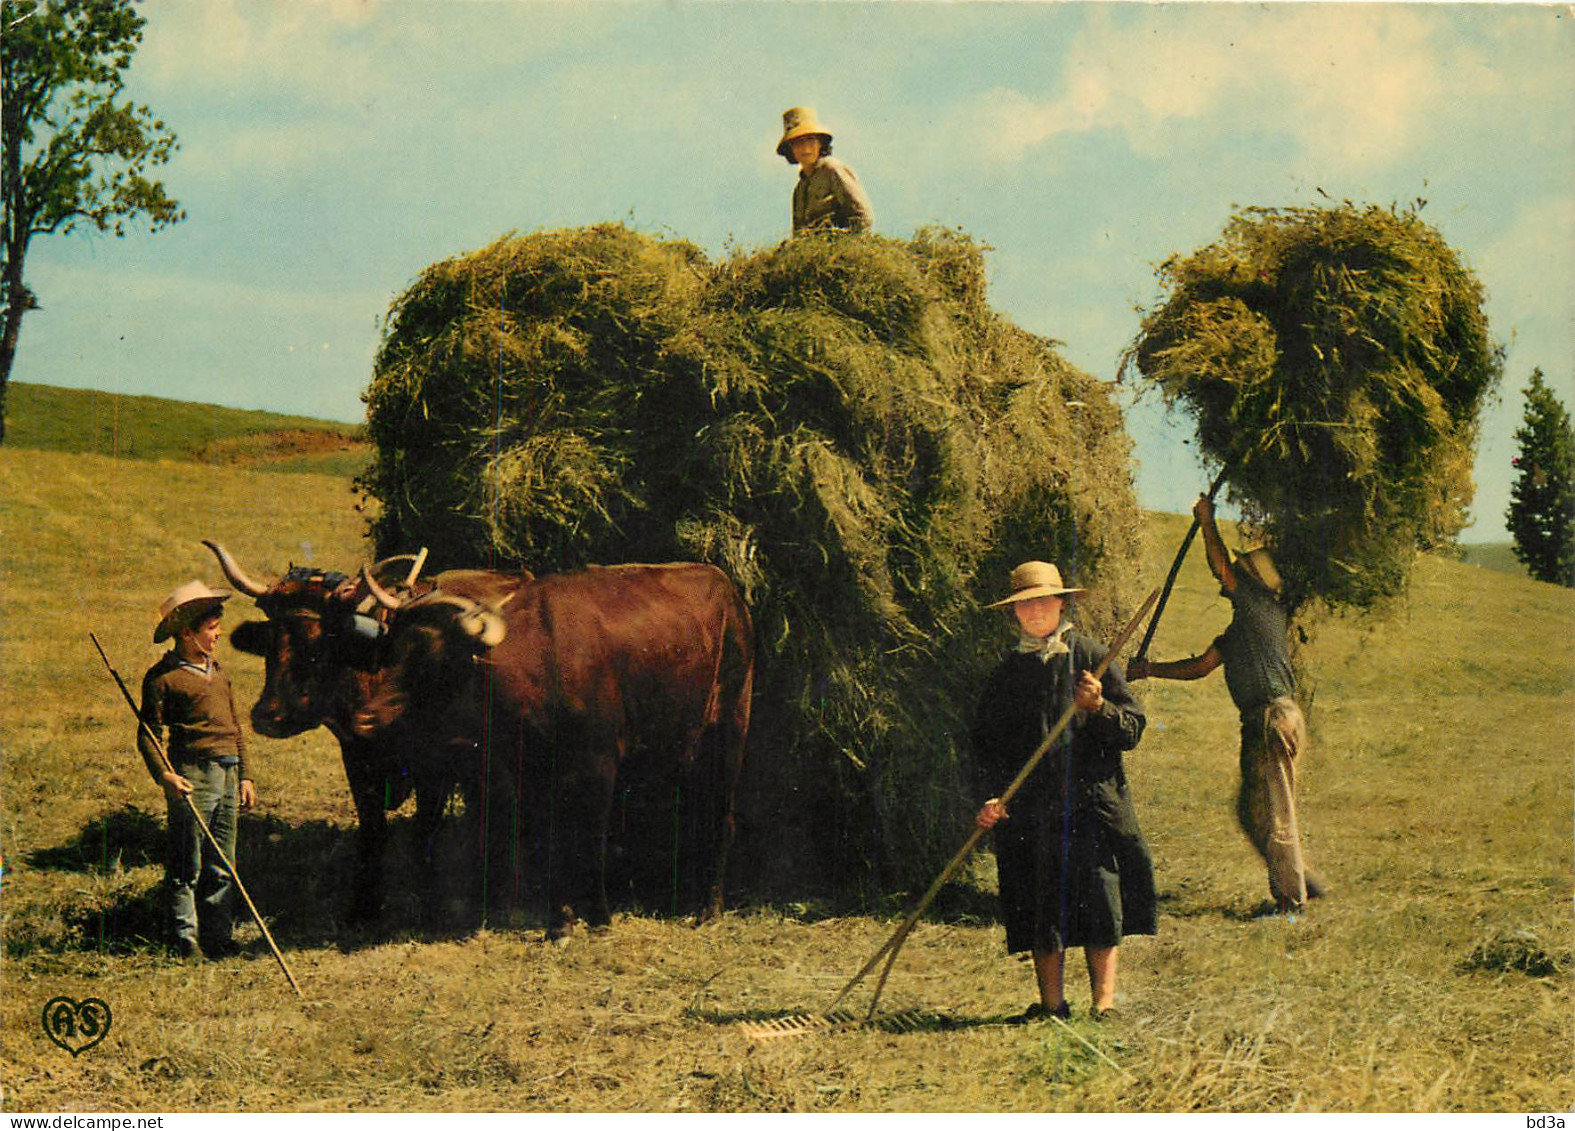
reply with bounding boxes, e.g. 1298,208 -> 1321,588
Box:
19,805 -> 499,956
732,880 -> 1001,930
24,805 -> 878,957
27,805 -> 166,872
1155,885 -> 1279,923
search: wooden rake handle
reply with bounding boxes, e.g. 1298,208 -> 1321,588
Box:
831,587 -> 1160,1019
90,633 -> 305,1000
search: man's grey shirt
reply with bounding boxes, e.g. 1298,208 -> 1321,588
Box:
1212,572 -> 1297,718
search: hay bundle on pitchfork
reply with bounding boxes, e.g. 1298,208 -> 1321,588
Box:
1123,200 -> 1502,616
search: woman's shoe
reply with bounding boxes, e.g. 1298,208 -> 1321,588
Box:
1011,1001 -> 1071,1024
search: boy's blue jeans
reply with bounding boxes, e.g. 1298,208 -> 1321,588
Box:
166,760 -> 238,948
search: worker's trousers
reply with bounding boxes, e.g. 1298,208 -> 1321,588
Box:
1237,697 -> 1316,912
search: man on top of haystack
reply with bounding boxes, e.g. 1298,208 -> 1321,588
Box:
1127,495 -> 1329,916
777,105 -> 874,236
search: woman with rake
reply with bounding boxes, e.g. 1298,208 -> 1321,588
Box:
972,562 -> 1156,1022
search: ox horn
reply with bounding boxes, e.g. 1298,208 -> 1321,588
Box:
360,563 -> 406,611
455,601 -> 507,648
203,540 -> 271,598
419,593 -> 508,648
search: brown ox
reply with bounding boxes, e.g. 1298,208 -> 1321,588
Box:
355,562 -> 754,938
204,541 -> 529,926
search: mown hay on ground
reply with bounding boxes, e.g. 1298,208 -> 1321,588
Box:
360,223 -> 1144,898
1122,202 -> 1502,614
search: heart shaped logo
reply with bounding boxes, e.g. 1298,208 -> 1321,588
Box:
41,996 -> 112,1057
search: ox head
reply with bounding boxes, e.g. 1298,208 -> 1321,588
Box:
350,566 -> 510,741
205,540 -> 425,739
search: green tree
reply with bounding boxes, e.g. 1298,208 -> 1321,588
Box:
1507,369 -> 1575,587
1,0 -> 183,443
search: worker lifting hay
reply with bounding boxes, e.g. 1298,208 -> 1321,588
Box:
1121,201 -> 1501,917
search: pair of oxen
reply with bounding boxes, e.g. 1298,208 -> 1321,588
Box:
203,541 -> 755,939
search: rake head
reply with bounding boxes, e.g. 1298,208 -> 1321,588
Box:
737,1007 -> 952,1043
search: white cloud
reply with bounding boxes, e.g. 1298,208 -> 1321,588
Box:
1478,196 -> 1575,331
139,0 -> 391,98
968,6 -> 1504,176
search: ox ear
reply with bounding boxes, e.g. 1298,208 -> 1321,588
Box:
455,607 -> 506,649
229,620 -> 272,656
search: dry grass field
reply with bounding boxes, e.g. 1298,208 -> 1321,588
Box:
1,440 -> 1570,1113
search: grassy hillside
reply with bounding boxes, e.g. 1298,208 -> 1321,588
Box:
1457,541 -> 1532,579
4,382 -> 370,476
0,446 -> 1569,1112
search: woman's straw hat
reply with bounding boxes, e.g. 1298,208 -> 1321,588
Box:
985,561 -> 1084,608
1234,547 -> 1283,594
154,580 -> 230,642
777,105 -> 833,159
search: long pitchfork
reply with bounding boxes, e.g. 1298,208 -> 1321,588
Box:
90,632 -> 305,1000
830,586 -> 1160,1021
1131,466 -> 1230,665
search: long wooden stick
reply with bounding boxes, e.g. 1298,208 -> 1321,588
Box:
90,633 -> 305,1000
1132,467 -> 1230,664
831,587 -> 1160,1018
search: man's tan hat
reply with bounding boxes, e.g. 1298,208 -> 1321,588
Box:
154,580 -> 230,642
985,561 -> 1084,608
1234,548 -> 1282,595
777,105 -> 833,159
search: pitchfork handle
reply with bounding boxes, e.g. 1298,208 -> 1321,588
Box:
1132,467 -> 1229,665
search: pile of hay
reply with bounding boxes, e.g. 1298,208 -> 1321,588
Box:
1123,203 -> 1501,613
361,224 -> 1144,896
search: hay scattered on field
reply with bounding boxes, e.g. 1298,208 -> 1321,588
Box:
1460,929 -> 1567,978
360,224 -> 1143,895
1123,203 -> 1501,613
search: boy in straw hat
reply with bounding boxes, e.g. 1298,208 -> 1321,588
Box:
971,560 -> 1155,1021
139,580 -> 255,958
1126,496 -> 1328,915
777,105 -> 874,235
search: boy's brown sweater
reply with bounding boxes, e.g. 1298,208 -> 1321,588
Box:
137,652 -> 251,783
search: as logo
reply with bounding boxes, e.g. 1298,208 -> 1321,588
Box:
42,996 -> 113,1057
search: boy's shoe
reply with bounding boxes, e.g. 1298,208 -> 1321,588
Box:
201,938 -> 242,960
169,937 -> 200,960
1090,1006 -> 1121,1022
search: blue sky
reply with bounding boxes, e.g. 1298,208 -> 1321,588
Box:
18,1 -> 1574,542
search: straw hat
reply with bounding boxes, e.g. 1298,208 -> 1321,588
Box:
984,561 -> 1084,608
1234,547 -> 1283,595
154,580 -> 230,642
776,105 -> 833,160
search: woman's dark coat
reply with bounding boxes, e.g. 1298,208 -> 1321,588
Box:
971,629 -> 1157,953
